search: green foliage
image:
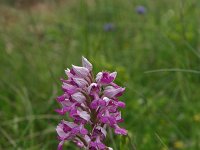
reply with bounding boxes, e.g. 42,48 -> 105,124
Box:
0,0 -> 200,149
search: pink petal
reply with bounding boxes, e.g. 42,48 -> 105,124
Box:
78,110 -> 91,121
117,101 -> 126,108
71,92 -> 86,103
72,65 -> 89,78
57,141 -> 64,150
114,126 -> 127,135
82,56 -> 93,71
72,77 -> 88,88
104,86 -> 125,98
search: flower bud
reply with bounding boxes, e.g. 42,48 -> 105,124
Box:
82,56 -> 93,71
72,65 -> 89,78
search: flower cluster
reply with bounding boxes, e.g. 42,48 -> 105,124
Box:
135,5 -> 146,15
56,57 -> 127,150
103,23 -> 115,32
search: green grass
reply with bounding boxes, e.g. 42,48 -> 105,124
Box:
0,0 -> 200,149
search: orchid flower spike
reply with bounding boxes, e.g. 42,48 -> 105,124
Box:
55,56 -> 127,150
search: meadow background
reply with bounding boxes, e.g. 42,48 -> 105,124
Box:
0,0 -> 200,149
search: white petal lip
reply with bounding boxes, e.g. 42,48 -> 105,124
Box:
82,56 -> 93,71
56,125 -> 65,137
102,97 -> 110,105
56,121 -> 78,139
56,124 -> 70,138
96,126 -> 107,137
88,83 -> 98,93
103,97 -> 110,102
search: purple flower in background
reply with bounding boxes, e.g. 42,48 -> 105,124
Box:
103,23 -> 115,32
55,56 -> 127,150
136,5 -> 146,14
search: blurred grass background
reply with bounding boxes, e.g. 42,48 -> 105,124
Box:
0,0 -> 200,149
